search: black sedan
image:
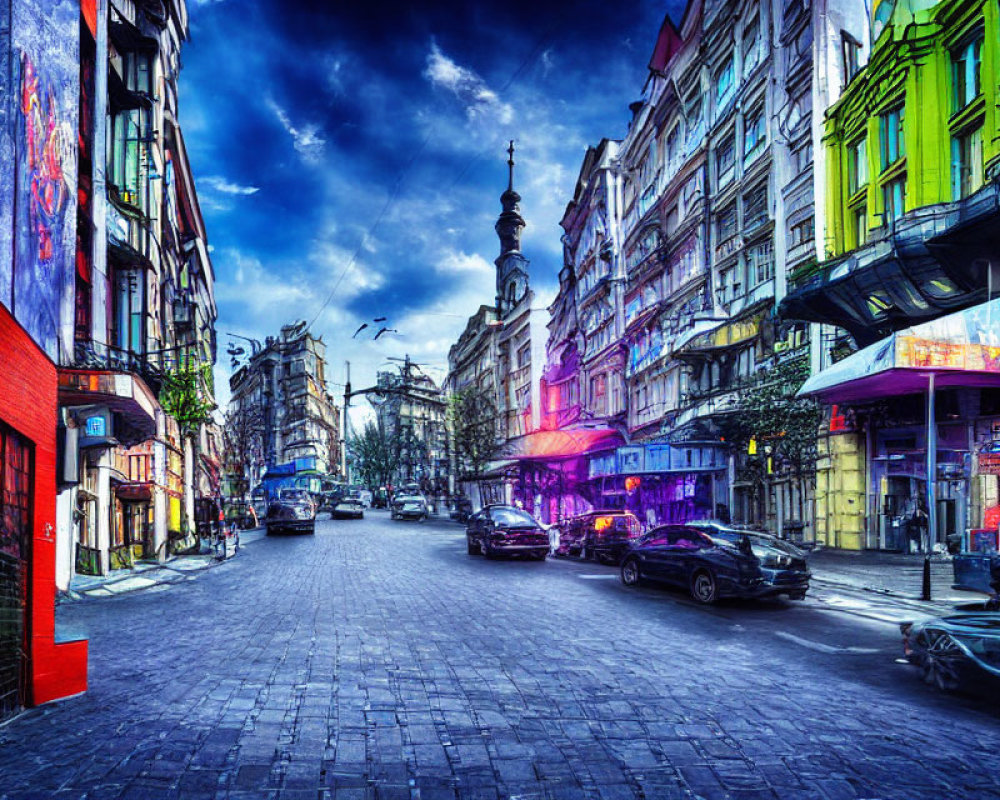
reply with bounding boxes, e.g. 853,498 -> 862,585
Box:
619,524 -> 809,604
694,524 -> 811,600
466,505 -> 549,560
265,498 -> 316,535
901,613 -> 1000,694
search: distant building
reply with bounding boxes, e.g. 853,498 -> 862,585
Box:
228,323 -> 341,497
370,357 -> 448,492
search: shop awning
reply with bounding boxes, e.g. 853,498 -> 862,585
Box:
798,297 -> 1000,403
58,369 -> 160,443
504,428 -> 623,460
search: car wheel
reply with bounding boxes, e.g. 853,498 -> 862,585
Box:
690,570 -> 718,604
621,556 -> 642,587
919,629 -> 963,692
533,550 -> 548,561
467,536 -> 477,555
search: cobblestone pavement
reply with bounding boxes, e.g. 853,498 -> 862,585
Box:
2,512 -> 999,800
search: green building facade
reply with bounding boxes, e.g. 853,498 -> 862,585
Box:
781,0 -> 1000,551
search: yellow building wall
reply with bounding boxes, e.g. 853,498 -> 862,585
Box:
815,432 -> 866,550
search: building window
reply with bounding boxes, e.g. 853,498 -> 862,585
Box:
517,343 -> 531,369
666,124 -> 681,169
789,216 -> 814,248
841,33 -> 862,85
719,263 -> 743,304
952,126 -> 983,199
743,16 -> 761,74
590,373 -> 607,415
715,135 -> 735,187
743,183 -> 768,230
879,105 -> 905,171
684,87 -> 702,128
951,37 -> 982,114
848,137 -> 867,195
746,239 -> 774,286
716,203 -> 737,242
715,57 -> 734,105
882,175 -> 906,222
744,106 -> 765,160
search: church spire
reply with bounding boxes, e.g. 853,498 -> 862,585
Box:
496,139 -> 525,257
495,140 -> 530,318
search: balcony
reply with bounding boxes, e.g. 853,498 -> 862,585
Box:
780,181 -> 1000,346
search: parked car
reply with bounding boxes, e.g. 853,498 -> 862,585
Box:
619,524 -> 810,604
265,495 -> 316,535
691,522 -> 812,600
331,492 -> 365,520
901,613 -> 1000,693
554,510 -> 642,563
391,493 -> 428,521
278,487 -> 316,514
466,505 -> 549,560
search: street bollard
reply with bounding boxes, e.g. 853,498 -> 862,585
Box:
921,555 -> 932,601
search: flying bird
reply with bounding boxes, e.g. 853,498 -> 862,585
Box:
374,317 -> 387,322
353,323 -> 369,338
374,327 -> 398,340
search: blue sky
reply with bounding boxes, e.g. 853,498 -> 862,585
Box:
178,0 -> 687,411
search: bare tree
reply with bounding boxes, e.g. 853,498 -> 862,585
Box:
448,387 -> 500,478
222,404 -> 265,500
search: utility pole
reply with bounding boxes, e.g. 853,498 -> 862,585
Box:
342,361 -> 350,480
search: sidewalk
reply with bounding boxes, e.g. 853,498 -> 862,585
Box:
806,546 -> 990,612
58,527 -> 267,603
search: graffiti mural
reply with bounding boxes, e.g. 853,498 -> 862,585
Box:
20,53 -> 70,268
0,0 -> 78,360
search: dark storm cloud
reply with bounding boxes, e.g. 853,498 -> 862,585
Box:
181,0 -> 688,404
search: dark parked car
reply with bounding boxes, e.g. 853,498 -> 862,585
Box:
692,523 -> 812,600
619,524 -> 810,604
554,510 -> 642,563
391,493 -> 428,521
901,613 -> 1000,693
466,505 -> 549,560
265,495 -> 316,535
331,492 -> 364,520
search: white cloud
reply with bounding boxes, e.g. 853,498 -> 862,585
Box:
435,250 -> 493,277
423,43 -> 514,125
201,175 -> 260,195
265,97 -> 326,163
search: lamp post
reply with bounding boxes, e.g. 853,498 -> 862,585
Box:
924,372 -> 936,600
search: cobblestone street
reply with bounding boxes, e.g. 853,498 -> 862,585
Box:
2,512 -> 999,800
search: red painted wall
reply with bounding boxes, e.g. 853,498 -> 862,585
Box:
0,305 -> 87,705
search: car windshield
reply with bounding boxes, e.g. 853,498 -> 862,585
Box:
397,495 -> 422,504
490,507 -> 538,527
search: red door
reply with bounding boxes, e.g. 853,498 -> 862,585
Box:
0,423 -> 32,721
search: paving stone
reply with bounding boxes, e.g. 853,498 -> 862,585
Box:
1,516 -> 998,800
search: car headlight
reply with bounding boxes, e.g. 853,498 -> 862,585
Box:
761,554 -> 793,569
